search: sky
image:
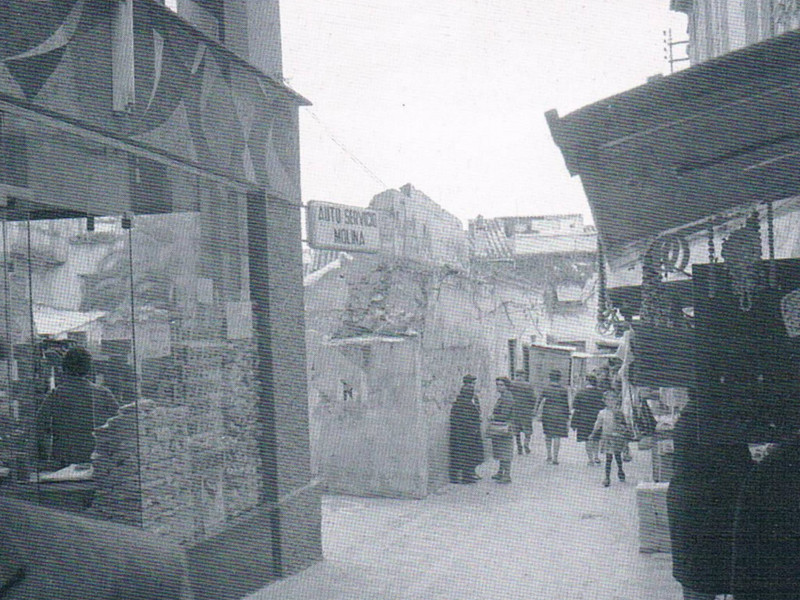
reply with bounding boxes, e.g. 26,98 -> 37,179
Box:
280,1 -> 688,226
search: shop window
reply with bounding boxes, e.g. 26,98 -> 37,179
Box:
0,113 -> 262,544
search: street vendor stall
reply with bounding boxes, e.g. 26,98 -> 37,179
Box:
547,25 -> 800,599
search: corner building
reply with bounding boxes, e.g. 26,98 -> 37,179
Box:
0,1 -> 320,597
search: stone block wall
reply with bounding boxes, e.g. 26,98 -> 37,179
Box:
341,257 -> 430,336
91,341 -> 262,544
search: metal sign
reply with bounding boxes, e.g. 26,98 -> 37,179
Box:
306,201 -> 380,253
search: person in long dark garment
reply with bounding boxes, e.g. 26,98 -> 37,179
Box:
571,374 -> 605,466
732,431 -> 800,600
666,390 -> 753,600
448,374 -> 484,484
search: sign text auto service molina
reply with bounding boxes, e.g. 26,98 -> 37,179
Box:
306,201 -> 381,253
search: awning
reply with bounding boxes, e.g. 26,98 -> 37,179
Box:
34,306 -> 106,337
547,27 -> 800,258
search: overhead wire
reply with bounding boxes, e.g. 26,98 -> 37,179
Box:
303,108 -> 389,189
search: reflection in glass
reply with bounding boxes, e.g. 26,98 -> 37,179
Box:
0,185 -> 262,543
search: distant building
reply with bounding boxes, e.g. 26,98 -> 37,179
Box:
372,184 -> 470,268
469,214 -> 614,354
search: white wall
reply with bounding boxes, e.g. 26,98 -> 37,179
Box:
680,0 -> 795,63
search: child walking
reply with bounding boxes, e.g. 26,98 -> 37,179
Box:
591,391 -> 629,487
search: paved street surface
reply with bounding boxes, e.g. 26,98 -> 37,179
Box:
249,432 -> 682,600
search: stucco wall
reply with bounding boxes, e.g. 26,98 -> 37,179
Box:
309,338 -> 427,498
369,185 -> 469,269
305,257 -> 544,497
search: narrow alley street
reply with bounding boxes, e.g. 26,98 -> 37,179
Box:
249,432 -> 681,600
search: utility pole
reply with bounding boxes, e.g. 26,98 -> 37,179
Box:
663,28 -> 690,73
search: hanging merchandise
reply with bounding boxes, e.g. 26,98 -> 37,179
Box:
653,233 -> 691,277
633,392 -> 658,440
596,237 -> 623,335
707,220 -> 717,299
781,288 -> 800,338
630,322 -> 695,388
632,231 -> 694,388
721,210 -> 763,311
767,200 -> 777,289
596,236 -> 607,327
693,258 -> 800,443
640,233 -> 691,329
616,328 -> 639,432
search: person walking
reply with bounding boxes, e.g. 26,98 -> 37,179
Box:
571,374 -> 605,466
539,369 -> 570,465
509,370 -> 536,455
488,377 -> 515,483
591,390 -> 630,487
448,374 -> 484,484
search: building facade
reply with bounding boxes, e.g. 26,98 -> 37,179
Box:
469,213 -> 615,354
671,0 -> 800,63
0,1 -> 320,597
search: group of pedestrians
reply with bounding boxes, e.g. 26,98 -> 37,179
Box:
448,372 -> 538,485
449,365 -> 633,487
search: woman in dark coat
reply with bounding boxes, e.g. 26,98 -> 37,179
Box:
732,432 -> 800,600
666,391 -> 753,600
539,369 -> 570,465
448,374 -> 484,484
571,374 -> 605,465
